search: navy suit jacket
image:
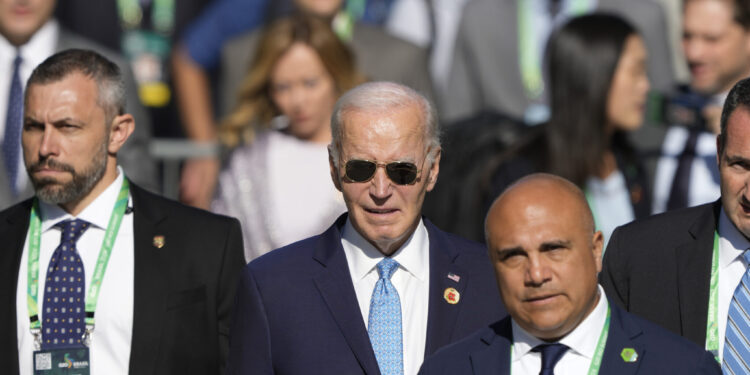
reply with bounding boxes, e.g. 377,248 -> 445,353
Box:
226,214 -> 506,374
418,301 -> 720,374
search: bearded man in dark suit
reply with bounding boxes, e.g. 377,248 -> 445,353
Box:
0,49 -> 244,375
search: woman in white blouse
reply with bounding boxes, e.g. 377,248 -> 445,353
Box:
213,14 -> 364,261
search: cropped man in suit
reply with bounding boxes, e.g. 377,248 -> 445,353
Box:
0,0 -> 156,210
420,174 -> 720,374
0,49 -> 244,375
227,82 -> 505,375
601,76 -> 750,371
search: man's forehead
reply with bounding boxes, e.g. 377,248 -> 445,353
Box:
341,106 -> 423,136
26,75 -> 100,118
727,105 -> 750,130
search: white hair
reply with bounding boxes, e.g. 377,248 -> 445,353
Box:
328,81 -> 440,167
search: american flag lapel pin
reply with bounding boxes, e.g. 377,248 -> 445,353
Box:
447,273 -> 461,283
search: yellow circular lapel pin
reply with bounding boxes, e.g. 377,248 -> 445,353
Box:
444,287 -> 460,304
153,235 -> 165,249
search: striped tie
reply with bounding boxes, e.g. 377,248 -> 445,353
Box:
723,250 -> 750,373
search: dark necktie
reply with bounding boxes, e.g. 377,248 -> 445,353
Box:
533,343 -> 569,375
666,128 -> 700,211
42,219 -> 90,349
3,52 -> 23,196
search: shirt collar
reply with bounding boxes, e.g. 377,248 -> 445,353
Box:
341,217 -> 429,282
39,167 -> 125,232
718,207 -> 750,269
1,20 -> 58,70
511,285 -> 609,361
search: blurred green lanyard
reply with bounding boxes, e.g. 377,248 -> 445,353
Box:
26,179 -> 130,349
333,0 -> 365,42
517,0 -> 590,100
117,0 -> 174,33
705,231 -> 720,362
117,0 -> 175,107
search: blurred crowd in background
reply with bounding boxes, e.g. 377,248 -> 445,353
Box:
1,0 -> 745,261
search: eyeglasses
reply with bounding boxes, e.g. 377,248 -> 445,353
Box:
344,159 -> 421,185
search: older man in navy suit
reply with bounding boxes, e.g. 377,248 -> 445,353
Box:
227,82 -> 505,375
419,174 -> 719,375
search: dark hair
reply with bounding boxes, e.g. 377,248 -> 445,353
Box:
719,77 -> 750,155
25,49 -> 126,123
545,13 -> 638,186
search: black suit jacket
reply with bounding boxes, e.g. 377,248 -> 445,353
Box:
0,183 -> 245,374
227,214 -> 506,374
600,201 -> 720,347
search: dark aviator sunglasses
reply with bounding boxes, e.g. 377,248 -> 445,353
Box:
344,159 -> 422,185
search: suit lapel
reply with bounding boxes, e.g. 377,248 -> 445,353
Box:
599,304 -> 644,375
312,215 -> 381,375
424,219 -> 470,357
0,200 -> 32,374
469,319 -> 512,375
675,202 -> 719,345
127,184 -> 170,375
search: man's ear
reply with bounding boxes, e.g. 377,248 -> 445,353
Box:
425,148 -> 441,192
592,230 -> 604,273
108,114 -> 135,154
329,148 -> 342,192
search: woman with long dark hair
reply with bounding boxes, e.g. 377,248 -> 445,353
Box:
490,13 -> 652,245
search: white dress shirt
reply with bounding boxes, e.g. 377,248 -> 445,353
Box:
717,207 -> 749,361
585,170 -> 635,250
652,126 -> 720,214
511,285 -> 609,375
16,169 -> 134,375
0,19 -> 58,193
342,218 -> 430,375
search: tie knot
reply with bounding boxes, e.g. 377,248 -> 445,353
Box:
533,343 -> 569,371
56,219 -> 90,244
376,258 -> 399,280
744,249 -> 750,265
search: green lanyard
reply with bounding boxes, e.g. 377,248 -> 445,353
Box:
517,0 -> 589,100
705,231 -> 720,362
510,304 -> 611,374
27,178 -> 130,349
117,0 -> 175,33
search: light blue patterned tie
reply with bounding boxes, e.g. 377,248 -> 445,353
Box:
723,250 -> 750,373
368,258 -> 403,375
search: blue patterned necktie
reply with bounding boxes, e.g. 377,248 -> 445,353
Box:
368,258 -> 403,375
42,219 -> 90,349
533,343 -> 569,375
723,250 -> 750,373
3,52 -> 23,196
